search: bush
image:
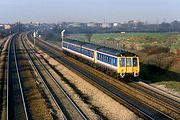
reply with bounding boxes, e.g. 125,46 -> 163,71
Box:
141,46 -> 170,55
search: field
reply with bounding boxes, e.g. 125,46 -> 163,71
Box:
68,33 -> 180,49
68,32 -> 180,92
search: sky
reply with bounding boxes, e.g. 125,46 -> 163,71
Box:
0,0 -> 180,23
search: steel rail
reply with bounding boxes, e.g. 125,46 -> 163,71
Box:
6,35 -> 11,120
7,34 -> 29,120
129,81 -> 180,114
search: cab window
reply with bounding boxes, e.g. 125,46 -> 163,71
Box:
120,58 -> 125,67
126,58 -> 132,67
133,58 -> 138,67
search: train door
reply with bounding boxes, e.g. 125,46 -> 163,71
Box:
126,57 -> 133,73
132,57 -> 140,77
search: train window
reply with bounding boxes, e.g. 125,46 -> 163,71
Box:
98,54 -> 100,59
105,56 -> 108,62
111,58 -> 114,65
120,58 -> 125,67
133,58 -> 138,67
114,58 -> 117,66
107,56 -> 109,61
108,57 -> 111,64
90,52 -> 93,58
126,58 -> 132,67
107,57 -> 110,63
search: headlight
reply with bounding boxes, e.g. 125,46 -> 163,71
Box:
134,72 -> 139,77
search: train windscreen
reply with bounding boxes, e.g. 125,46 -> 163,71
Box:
120,58 -> 125,67
126,58 -> 132,67
133,58 -> 138,67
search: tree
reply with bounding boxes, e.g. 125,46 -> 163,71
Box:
85,33 -> 93,42
0,32 -> 3,39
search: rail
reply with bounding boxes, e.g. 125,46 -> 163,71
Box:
7,34 -> 28,120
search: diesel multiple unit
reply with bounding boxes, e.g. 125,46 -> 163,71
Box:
62,39 -> 140,78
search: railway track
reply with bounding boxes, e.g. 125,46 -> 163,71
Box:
129,81 -> 180,113
0,41 -> 3,54
0,36 -> 11,120
6,34 -> 28,120
26,33 -> 180,120
21,34 -> 89,120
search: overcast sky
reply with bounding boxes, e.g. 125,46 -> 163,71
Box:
0,0 -> 179,23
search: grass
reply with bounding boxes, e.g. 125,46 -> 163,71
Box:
42,35 -> 61,46
140,62 -> 180,92
156,81 -> 180,92
69,32 -> 180,49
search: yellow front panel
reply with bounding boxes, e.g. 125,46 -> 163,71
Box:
126,67 -> 133,73
117,57 -> 126,73
133,57 -> 140,73
94,50 -> 97,63
117,57 -> 120,73
118,67 -> 126,73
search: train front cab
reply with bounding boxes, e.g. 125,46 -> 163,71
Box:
118,56 -> 140,78
132,57 -> 140,77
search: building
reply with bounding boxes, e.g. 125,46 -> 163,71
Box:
87,22 -> 97,27
0,24 -> 3,30
69,22 -> 82,27
101,23 -> 112,28
113,22 -> 122,27
4,24 -> 12,30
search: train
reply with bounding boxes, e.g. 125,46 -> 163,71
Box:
62,38 -> 140,79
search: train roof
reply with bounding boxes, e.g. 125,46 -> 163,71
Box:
65,38 -> 101,50
97,47 -> 136,57
64,38 -> 86,46
64,38 -> 137,57
82,43 -> 101,50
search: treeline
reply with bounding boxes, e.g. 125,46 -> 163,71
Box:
54,20 -> 180,34
2,20 -> 180,36
0,30 -> 11,39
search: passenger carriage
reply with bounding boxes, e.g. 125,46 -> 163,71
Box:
96,47 -> 139,78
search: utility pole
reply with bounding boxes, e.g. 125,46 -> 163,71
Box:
33,31 -> 36,49
61,29 -> 65,48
